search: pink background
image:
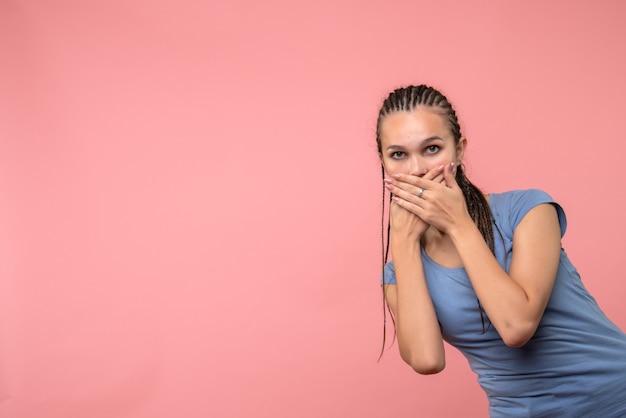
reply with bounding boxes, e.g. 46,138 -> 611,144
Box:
1,1 -> 625,417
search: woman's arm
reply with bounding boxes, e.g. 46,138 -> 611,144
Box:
383,165 -> 447,373
449,203 -> 561,347
385,233 -> 446,374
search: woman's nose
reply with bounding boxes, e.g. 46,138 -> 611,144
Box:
409,157 -> 426,176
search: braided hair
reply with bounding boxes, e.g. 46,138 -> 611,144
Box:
376,85 -> 496,360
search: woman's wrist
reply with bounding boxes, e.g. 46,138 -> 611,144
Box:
448,216 -> 481,247
391,233 -> 422,255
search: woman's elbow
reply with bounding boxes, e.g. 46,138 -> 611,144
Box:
401,352 -> 445,375
413,362 -> 445,375
502,334 -> 530,348
500,323 -> 538,348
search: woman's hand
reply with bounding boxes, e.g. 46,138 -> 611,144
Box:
384,165 -> 445,239
386,163 -> 471,234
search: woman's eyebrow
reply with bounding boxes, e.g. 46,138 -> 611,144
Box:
385,136 -> 443,151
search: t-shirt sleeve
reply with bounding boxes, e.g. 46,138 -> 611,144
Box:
505,189 -> 567,237
380,261 -> 396,285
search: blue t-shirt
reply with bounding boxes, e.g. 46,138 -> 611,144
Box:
383,189 -> 626,417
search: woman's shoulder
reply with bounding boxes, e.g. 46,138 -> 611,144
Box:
489,188 -> 557,213
489,189 -> 566,236
489,188 -> 555,206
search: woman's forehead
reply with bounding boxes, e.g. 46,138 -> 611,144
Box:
380,108 -> 450,140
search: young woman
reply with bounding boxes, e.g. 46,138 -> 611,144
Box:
378,85 -> 626,417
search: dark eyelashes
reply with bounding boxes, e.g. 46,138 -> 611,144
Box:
389,145 -> 440,159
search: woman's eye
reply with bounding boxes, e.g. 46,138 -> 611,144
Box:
391,151 -> 405,159
426,145 -> 440,154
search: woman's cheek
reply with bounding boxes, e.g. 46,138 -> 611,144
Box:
423,157 -> 447,172
433,154 -> 454,169
383,160 -> 406,176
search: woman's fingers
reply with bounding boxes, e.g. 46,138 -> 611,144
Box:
387,181 -> 420,205
384,164 -> 447,197
443,162 -> 458,188
423,165 -> 446,181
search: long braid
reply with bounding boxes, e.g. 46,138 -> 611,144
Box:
456,166 -> 495,253
379,166 -> 395,361
376,85 -> 496,358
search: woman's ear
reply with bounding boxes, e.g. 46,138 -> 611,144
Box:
456,136 -> 467,162
379,155 -> 387,174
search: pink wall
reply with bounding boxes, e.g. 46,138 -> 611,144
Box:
1,1 -> 625,417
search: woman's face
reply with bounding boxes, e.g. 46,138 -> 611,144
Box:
379,107 -> 465,176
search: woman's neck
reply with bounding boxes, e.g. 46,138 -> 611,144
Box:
421,227 -> 463,269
